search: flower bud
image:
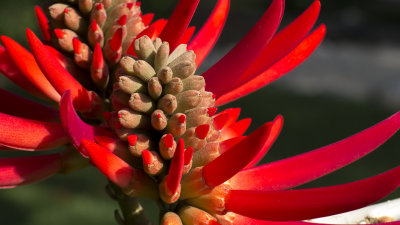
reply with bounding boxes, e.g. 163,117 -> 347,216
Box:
167,113 -> 187,137
182,75 -> 205,91
175,90 -> 202,112
64,7 -> 87,35
167,44 -> 187,64
155,42 -> 169,72
133,60 -> 156,82
157,66 -> 173,84
164,77 -> 183,95
118,75 -> 146,94
159,133 -> 177,160
178,206 -> 219,225
118,108 -> 150,129
160,212 -> 183,225
151,110 -> 167,131
158,94 -> 177,115
129,93 -> 155,113
134,35 -> 156,64
142,150 -> 165,176
147,77 -> 163,100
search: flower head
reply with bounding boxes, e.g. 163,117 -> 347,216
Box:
1,0 -> 400,224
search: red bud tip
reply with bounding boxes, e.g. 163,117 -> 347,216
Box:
117,113 -> 122,118
118,15 -> 127,26
54,29 -> 64,39
142,150 -> 152,166
213,113 -> 230,130
207,107 -> 217,117
196,124 -> 210,139
64,8 -> 69,14
90,19 -> 98,32
166,138 -> 185,196
127,2 -> 134,10
184,147 -> 193,165
157,113 -> 162,119
164,134 -> 174,148
127,135 -> 138,146
110,28 -> 123,52
72,38 -> 82,54
212,94 -> 217,99
96,3 -> 103,10
135,2 -> 140,7
93,42 -> 104,70
102,112 -> 111,121
179,115 -> 186,124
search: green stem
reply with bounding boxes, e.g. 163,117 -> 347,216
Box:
108,182 -> 153,225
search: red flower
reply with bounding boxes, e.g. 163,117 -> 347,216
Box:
0,0 -> 399,224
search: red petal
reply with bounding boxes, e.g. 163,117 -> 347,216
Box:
0,88 -> 59,122
218,136 -> 246,155
82,139 -> 134,188
0,45 -> 44,98
34,6 -> 51,42
141,13 -> 154,26
203,0 -> 284,97
188,0 -> 230,66
215,24 -> 326,106
0,154 -> 61,188
184,147 -> 193,165
180,26 -> 196,44
26,29 -> 96,112
159,0 -> 200,51
59,91 -> 108,157
245,115 -> 283,168
231,111 -> 400,191
166,138 -> 185,196
220,118 -> 251,141
226,166 -> 400,221
0,112 -> 67,150
1,35 -> 60,102
236,0 -> 321,85
202,123 -> 272,187
217,108 -> 241,128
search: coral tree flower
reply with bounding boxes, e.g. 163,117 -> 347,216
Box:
1,0 -> 400,224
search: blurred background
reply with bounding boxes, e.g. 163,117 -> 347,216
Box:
0,0 -> 400,224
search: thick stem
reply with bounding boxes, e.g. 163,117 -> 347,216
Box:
108,182 -> 153,225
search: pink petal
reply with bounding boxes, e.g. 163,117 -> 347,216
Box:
0,112 -> 67,151
26,29 -> 98,112
0,154 -> 61,188
230,110 -> 400,191
159,0 -> 200,51
188,0 -> 230,66
203,0 -> 284,97
245,115 -> 283,168
202,123 -> 273,187
1,35 -> 60,102
59,90 -> 109,157
0,88 -> 59,122
215,24 -> 326,106
225,166 -> 400,221
220,118 -> 251,141
0,45 -> 44,98
235,0 -> 321,85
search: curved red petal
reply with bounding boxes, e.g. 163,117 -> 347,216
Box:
188,0 -> 230,66
245,115 -> 283,168
203,0 -> 284,97
1,36 -> 60,102
226,166 -> 400,221
231,110 -> 400,191
236,0 -> 321,85
141,13 -> 154,26
216,108 -> 241,128
0,154 -> 61,188
220,118 -> 251,141
82,139 -> 134,188
0,45 -> 44,98
0,112 -> 67,151
0,88 -> 59,122
34,6 -> 51,42
159,0 -> 200,51
224,213 -> 400,225
203,123 -> 272,187
180,26 -> 196,44
60,90 -> 108,157
166,138 -> 185,196
26,29 -> 96,112
215,24 -> 326,106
